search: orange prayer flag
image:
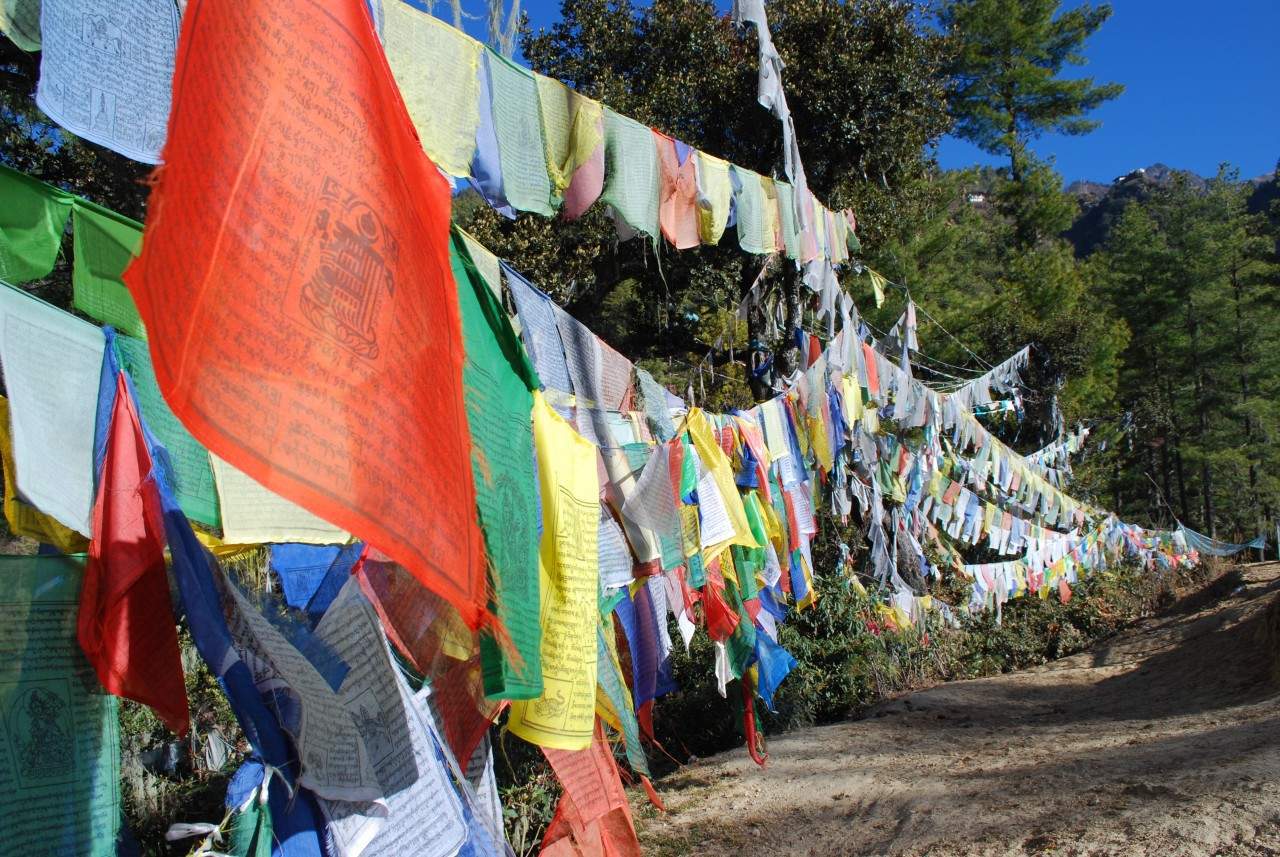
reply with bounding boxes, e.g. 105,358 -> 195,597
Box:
124,0 -> 487,626
654,131 -> 700,250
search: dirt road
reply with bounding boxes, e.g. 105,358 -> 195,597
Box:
636,563 -> 1280,856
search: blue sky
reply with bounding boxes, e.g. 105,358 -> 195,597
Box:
476,0 -> 1279,184
934,0 -> 1280,184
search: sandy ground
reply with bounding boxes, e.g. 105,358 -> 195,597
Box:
635,563 -> 1280,856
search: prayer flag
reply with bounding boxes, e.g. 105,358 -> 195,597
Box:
0,0 -> 39,50
601,108 -> 660,239
694,151 -> 732,245
540,721 -> 643,857
0,165 -> 71,283
0,555 -> 122,855
80,370 -> 189,735
35,0 -> 178,163
381,0 -> 483,178
115,333 -> 220,526
452,232 -> 543,700
733,166 -> 768,255
487,49 -> 556,216
535,73 -> 604,214
123,0 -> 487,627
655,131 -> 700,249
0,282 -> 104,537
507,392 -> 599,751
0,396 -> 88,553
71,201 -> 146,338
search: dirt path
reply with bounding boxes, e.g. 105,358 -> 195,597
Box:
635,563 -> 1280,856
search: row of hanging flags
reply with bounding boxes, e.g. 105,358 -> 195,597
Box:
0,162 -> 1200,853
0,0 -> 858,264
0,1 -> 1203,856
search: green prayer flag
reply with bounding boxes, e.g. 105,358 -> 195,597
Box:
679,435 -> 697,497
724,573 -> 756,678
0,554 -> 121,855
620,442 -> 651,474
0,0 -> 41,51
596,619 -> 650,777
71,201 -> 146,338
486,50 -> 556,217
774,181 -> 801,261
0,165 -> 72,284
732,492 -> 768,601
451,231 -> 543,700
227,796 -> 273,857
600,108 -> 660,239
115,334 -> 221,527
733,166 -> 767,255
768,469 -> 790,548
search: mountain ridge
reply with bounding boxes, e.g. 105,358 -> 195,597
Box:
1063,162 -> 1277,256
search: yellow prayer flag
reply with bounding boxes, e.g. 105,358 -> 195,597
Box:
508,391 -> 600,751
759,175 -> 780,254
867,269 -> 887,308
841,375 -> 863,425
684,409 -> 755,554
695,151 -> 732,244
535,74 -> 604,199
679,503 -> 701,558
811,196 -> 827,260
382,3 -> 483,177
807,411 -> 834,475
796,553 -> 819,610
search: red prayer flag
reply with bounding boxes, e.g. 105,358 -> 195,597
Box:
123,0 -> 487,626
79,373 -> 189,734
542,721 -> 643,857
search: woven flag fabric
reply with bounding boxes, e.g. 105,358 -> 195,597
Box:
381,1 -> 483,178
80,370 -> 189,734
487,49 -> 556,216
71,201 -> 146,338
122,0 -> 487,627
601,109 -> 660,239
0,165 -> 72,283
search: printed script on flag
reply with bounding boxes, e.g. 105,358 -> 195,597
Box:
123,0 -> 487,626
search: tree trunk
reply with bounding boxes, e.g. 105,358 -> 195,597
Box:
1161,376 -> 1191,523
1173,447 -> 1190,524
1187,299 -> 1216,537
1159,441 -> 1173,526
1144,443 -> 1160,524
744,262 -> 771,403
775,267 -> 802,380
1230,266 -> 1261,518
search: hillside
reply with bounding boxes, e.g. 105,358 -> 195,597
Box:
1063,163 -> 1277,255
635,563 -> 1280,856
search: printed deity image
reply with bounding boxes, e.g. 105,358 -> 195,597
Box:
296,177 -> 399,360
7,683 -> 75,787
35,0 -> 178,164
495,473 -> 535,568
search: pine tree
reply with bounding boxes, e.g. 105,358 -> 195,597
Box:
938,0 -> 1122,185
